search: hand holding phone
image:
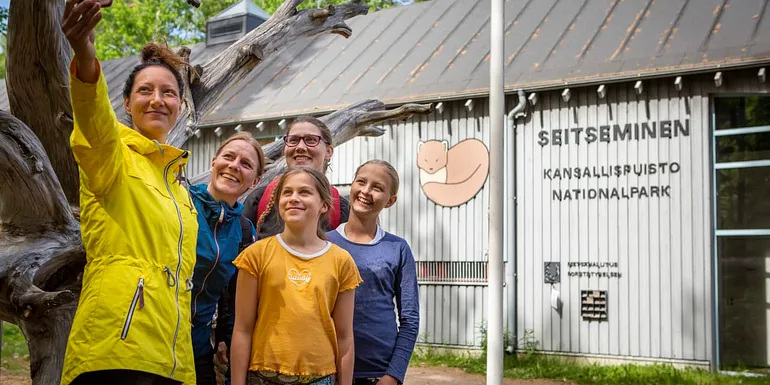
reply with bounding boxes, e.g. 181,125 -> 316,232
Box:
75,0 -> 112,7
63,0 -> 104,82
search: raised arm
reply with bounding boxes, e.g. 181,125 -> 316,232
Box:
332,289 -> 355,385
385,244 -> 420,384
63,0 -> 124,196
63,0 -> 100,83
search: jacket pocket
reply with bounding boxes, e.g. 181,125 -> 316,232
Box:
121,277 -> 145,340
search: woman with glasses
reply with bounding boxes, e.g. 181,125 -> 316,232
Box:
243,116 -> 349,238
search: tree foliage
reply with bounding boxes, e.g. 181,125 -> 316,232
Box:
95,0 -> 241,59
94,0 -> 419,60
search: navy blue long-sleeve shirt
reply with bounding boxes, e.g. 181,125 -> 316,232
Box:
327,227 -> 420,383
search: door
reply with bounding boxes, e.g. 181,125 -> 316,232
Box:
713,95 -> 770,372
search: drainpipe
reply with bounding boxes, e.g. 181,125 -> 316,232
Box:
507,89 -> 527,122
505,89 -> 526,354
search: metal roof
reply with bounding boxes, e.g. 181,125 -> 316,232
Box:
1,0 -> 768,126
201,0 -> 770,126
208,0 -> 271,22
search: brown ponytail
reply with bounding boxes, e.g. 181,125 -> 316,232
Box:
122,42 -> 188,100
140,43 -> 187,69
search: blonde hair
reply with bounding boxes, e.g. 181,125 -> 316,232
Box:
354,159 -> 400,196
214,132 -> 266,178
256,166 -> 333,240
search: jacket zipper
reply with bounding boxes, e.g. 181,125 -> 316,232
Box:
163,151 -> 187,378
121,277 -> 144,340
191,203 -> 225,320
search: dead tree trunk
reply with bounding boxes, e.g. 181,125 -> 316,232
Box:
0,1 -> 431,384
0,110 -> 84,384
6,0 -> 78,206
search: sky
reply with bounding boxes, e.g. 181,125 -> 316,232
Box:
0,1 -> 7,10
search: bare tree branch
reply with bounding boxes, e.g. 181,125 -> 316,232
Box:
188,100 -> 433,198
167,0 -> 369,147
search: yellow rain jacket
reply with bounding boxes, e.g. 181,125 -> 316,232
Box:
61,61 -> 199,385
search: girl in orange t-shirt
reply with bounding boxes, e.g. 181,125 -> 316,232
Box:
231,166 -> 362,385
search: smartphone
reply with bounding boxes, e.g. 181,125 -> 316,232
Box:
74,0 -> 113,7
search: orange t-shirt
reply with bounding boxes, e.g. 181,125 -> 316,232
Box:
233,234 -> 362,376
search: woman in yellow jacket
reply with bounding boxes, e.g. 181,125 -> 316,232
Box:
61,1 -> 198,384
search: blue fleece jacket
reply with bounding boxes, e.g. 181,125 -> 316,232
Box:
327,230 -> 420,383
189,184 -> 256,359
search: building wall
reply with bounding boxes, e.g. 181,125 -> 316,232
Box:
514,70 -> 765,364
329,99 -> 498,347
180,67 -> 768,363
184,121 -> 284,178
185,100 -> 509,347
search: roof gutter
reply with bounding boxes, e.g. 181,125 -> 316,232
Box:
196,59 -> 770,129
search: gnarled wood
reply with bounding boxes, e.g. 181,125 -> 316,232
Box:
0,110 -> 76,234
167,0 -> 369,147
188,100 -> 433,195
0,110 -> 84,385
6,0 -> 77,206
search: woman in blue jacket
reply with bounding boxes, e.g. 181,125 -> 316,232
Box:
189,132 -> 265,385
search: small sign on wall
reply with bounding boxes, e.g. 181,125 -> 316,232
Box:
581,290 -> 608,321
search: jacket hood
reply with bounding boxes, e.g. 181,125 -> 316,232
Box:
190,184 -> 245,223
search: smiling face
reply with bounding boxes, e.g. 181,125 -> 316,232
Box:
208,139 -> 262,205
350,163 -> 398,218
278,172 -> 329,226
283,122 -> 333,171
123,66 -> 181,143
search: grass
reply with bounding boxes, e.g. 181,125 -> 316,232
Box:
1,322 -> 30,375
411,348 -> 770,385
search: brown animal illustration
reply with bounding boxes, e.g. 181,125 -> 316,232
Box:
417,138 -> 490,207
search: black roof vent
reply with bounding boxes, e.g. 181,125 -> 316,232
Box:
206,0 -> 271,46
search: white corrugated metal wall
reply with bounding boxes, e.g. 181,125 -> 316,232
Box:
185,122 -> 284,178
181,68 -> 768,361
187,100 -> 503,348
513,71 -> 766,364
329,99 -> 497,347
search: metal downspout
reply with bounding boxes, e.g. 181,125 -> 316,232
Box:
505,89 -> 526,353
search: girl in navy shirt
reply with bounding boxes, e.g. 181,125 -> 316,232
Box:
327,160 -> 420,385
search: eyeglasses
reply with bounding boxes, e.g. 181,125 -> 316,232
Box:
283,134 -> 326,147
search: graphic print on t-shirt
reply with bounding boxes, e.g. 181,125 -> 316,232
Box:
288,268 -> 312,287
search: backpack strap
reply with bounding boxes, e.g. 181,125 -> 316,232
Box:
256,179 -> 279,225
237,215 -> 255,252
330,186 -> 341,230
